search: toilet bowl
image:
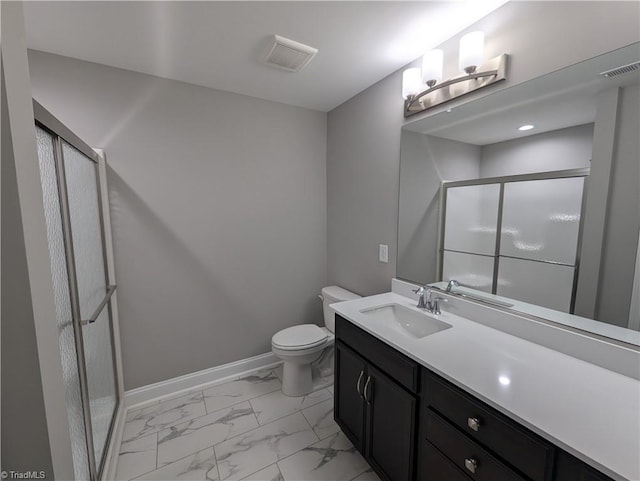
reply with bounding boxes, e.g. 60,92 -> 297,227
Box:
272,286 -> 360,397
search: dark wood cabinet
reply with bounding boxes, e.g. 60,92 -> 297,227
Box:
366,364 -> 418,481
422,371 -> 554,481
554,451 -> 614,481
334,313 -> 617,481
335,316 -> 418,481
334,342 -> 366,451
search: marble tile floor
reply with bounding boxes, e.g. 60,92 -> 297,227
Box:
115,369 -> 381,481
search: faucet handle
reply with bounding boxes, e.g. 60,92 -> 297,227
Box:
433,296 -> 448,315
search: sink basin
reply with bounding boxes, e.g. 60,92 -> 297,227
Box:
360,303 -> 452,339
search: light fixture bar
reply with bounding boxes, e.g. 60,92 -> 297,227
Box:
404,53 -> 508,117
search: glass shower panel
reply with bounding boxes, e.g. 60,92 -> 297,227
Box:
35,127 -> 91,481
444,183 -> 501,256
497,256 -> 576,312
500,177 -> 584,264
62,141 -> 117,467
442,251 -> 495,293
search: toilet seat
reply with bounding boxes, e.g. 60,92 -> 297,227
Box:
272,324 -> 328,351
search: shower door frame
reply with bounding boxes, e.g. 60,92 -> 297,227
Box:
437,167 -> 590,314
33,100 -> 122,481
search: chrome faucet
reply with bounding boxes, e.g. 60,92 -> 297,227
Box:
446,279 -> 460,292
412,286 -> 445,314
412,285 -> 430,309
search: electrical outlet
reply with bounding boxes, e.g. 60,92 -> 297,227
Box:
379,244 -> 389,263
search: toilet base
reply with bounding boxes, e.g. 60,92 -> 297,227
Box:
281,361 -> 313,397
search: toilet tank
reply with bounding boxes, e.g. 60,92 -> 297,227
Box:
321,286 -> 361,332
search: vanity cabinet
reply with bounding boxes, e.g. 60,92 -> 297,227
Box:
335,315 -> 419,481
554,452 -> 615,481
334,314 -> 616,481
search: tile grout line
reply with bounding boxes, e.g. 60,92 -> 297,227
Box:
155,432 -> 159,470
234,462 -> 281,481
250,389 -> 332,427
129,444 -> 218,481
156,404 -> 260,468
212,443 -> 222,481
215,411 -> 321,480
136,396 -> 258,452
123,432 -> 160,481
275,429 -> 370,481
298,408 -> 317,436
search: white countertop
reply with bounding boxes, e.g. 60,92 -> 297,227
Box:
332,292 -> 640,481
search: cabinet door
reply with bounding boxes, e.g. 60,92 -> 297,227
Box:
366,365 -> 418,481
335,342 -> 367,452
555,451 -> 614,481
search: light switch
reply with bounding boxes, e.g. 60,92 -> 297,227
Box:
379,244 -> 389,263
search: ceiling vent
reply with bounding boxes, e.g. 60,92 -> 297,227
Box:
263,35 -> 317,72
599,61 -> 640,78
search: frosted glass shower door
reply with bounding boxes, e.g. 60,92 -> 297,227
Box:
442,183 -> 500,292
62,141 -> 118,469
497,177 -> 584,312
35,127 -> 91,481
35,104 -> 119,481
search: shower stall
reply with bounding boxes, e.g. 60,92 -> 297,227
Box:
33,100 -> 121,480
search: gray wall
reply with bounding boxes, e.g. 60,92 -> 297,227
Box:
28,51 -> 328,390
397,132 -> 480,284
480,124 -> 594,178
1,61 -> 54,480
327,1 -> 640,296
597,84 -> 640,327
2,3 -> 75,476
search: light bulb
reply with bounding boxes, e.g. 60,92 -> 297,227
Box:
402,68 -> 422,99
422,49 -> 443,87
459,31 -> 484,74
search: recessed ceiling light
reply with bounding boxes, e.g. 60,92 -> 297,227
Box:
498,375 -> 511,386
518,124 -> 535,131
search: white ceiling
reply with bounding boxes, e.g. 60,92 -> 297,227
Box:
23,1 -> 508,112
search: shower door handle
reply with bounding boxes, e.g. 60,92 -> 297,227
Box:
81,285 -> 117,325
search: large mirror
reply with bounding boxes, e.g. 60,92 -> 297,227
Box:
398,43 -> 640,346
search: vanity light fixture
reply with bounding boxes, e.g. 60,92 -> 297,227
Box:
518,124 -> 535,131
403,31 -> 508,118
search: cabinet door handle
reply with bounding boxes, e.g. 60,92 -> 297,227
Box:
464,457 -> 478,474
356,371 -> 364,397
363,376 -> 373,404
467,417 -> 481,432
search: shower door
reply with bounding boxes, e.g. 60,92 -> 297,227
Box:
34,101 -> 119,481
439,169 -> 587,313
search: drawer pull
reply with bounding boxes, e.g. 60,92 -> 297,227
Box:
464,457 -> 478,474
356,371 -> 364,397
467,416 -> 481,432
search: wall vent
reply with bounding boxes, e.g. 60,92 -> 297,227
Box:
599,61 -> 640,78
263,35 -> 317,72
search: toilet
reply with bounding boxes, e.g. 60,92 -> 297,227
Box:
272,286 -> 360,397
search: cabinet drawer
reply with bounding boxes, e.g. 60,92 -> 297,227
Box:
423,371 -> 554,481
336,315 -> 419,393
423,442 -> 471,481
425,409 -> 525,481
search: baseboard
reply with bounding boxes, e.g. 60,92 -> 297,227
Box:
123,352 -> 282,411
